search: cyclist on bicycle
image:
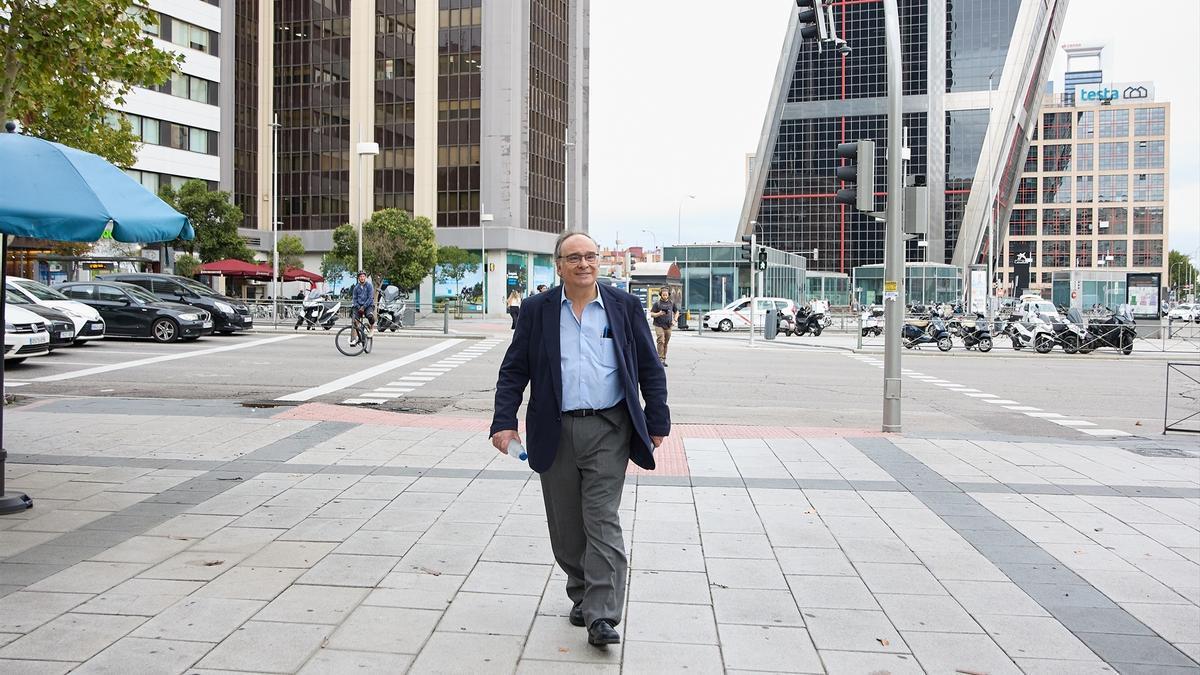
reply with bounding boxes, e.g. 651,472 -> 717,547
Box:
351,270 -> 376,341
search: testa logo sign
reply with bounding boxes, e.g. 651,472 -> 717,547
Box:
1075,81 -> 1155,105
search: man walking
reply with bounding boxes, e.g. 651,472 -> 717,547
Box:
649,287 -> 677,366
351,271 -> 376,339
491,231 -> 670,648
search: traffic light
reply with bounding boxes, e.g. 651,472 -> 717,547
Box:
835,140 -> 876,212
740,235 -> 753,262
757,248 -> 768,271
796,0 -> 828,42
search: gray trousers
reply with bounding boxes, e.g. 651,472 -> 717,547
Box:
540,405 -> 631,626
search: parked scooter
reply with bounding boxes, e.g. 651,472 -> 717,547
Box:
776,309 -> 797,337
793,306 -> 824,336
860,306 -> 884,337
902,313 -> 953,351
1006,310 -> 1055,353
1081,305 -> 1136,355
376,285 -> 406,332
956,312 -> 993,352
1046,310 -> 1089,354
294,290 -> 341,330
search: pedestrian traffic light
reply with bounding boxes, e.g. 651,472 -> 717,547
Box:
796,0 -> 828,42
757,247 -> 768,271
835,140 -> 876,212
740,235 -> 753,262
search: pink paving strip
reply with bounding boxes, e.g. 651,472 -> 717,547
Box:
273,404 -> 881,478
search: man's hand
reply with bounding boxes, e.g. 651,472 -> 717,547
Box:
491,429 -> 522,454
651,435 -> 665,448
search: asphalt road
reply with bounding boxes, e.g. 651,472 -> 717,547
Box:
2,326 -> 1188,442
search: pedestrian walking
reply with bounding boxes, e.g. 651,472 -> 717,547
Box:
490,231 -> 670,648
649,287 -> 677,366
536,284 -> 548,293
506,289 -> 521,329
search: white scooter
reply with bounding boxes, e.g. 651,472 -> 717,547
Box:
1006,311 -> 1055,354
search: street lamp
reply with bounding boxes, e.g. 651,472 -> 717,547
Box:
270,114 -> 280,326
676,194 -> 695,245
355,141 -> 380,273
641,229 -> 658,252
480,207 -> 494,314
563,128 -> 575,230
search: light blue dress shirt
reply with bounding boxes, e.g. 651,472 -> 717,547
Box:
560,288 -> 623,412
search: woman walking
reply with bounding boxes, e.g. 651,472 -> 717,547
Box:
507,289 -> 521,329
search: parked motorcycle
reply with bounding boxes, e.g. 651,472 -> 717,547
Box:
956,312 -> 993,352
376,285 -> 406,332
1046,310 -> 1088,354
294,291 -> 341,330
792,306 -> 824,336
1006,311 -> 1055,354
902,313 -> 953,351
860,306 -> 884,337
776,309 -> 797,337
1081,306 -> 1136,355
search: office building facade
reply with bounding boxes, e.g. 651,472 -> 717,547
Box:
738,0 -> 1069,281
234,0 -> 588,313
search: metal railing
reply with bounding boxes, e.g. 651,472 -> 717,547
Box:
1164,363 -> 1200,434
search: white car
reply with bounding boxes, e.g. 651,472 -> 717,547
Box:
703,297 -> 797,332
7,277 -> 105,343
1168,303 -> 1198,323
4,304 -> 50,364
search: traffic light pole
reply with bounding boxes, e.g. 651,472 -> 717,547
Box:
748,231 -> 757,348
881,0 -> 904,433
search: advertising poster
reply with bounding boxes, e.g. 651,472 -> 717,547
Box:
969,268 -> 986,314
506,252 -> 528,297
434,260 -> 483,309
1126,272 -> 1161,318
532,254 -> 555,292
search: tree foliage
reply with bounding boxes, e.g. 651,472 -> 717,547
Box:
320,252 -> 350,286
173,253 -> 200,278
158,180 -> 254,263
330,209 -> 437,291
1169,250 -> 1198,291
435,245 -> 479,294
0,0 -> 181,167
270,235 -> 305,271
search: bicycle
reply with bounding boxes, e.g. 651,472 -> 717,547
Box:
335,309 -> 373,356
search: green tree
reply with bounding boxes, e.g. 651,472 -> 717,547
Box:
158,180 -> 254,263
0,0 -> 181,168
330,209 -> 437,292
320,252 -> 350,286
173,253 -> 200,278
1169,250 -> 1198,293
435,245 -> 480,296
270,235 -> 305,271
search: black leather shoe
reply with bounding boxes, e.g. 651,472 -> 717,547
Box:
569,603 -> 584,627
587,619 -> 620,646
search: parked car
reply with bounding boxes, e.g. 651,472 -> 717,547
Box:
6,276 -> 106,344
54,281 -> 213,343
703,297 -> 797,332
6,289 -> 74,350
4,304 -> 50,364
1167,303 -> 1198,323
98,273 -> 253,334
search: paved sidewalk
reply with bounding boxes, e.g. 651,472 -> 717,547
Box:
0,397 -> 1197,674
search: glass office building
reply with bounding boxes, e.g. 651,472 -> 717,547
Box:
663,244 -> 807,314
739,0 -> 1070,279
853,263 -> 962,306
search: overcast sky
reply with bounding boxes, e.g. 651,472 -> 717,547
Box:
588,0 -> 1200,261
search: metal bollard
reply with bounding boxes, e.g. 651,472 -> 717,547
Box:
443,305 -> 449,334
857,314 -> 863,350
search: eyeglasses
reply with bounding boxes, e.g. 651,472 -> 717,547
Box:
556,252 -> 599,265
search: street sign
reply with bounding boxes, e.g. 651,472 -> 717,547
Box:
884,281 -> 897,292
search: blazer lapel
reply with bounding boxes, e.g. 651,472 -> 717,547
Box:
543,288 -> 563,409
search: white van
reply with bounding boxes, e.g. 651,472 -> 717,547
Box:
703,297 -> 797,332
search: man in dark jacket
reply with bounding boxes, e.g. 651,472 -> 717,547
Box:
491,231 -> 670,648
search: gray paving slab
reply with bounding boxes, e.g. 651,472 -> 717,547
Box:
296,649 -> 413,674
195,620 -> 331,672
410,631 -> 525,674
717,624 -> 823,673
130,596 -> 265,643
0,612 -> 146,662
70,636 -> 213,675
326,605 -> 440,654
622,641 -> 724,674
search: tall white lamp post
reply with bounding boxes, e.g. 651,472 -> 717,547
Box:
563,128 -> 574,230
480,207 -> 494,313
270,115 -> 280,325
676,194 -> 695,245
355,141 -> 380,273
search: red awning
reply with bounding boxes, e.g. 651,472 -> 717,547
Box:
199,259 -> 270,278
282,267 -> 324,283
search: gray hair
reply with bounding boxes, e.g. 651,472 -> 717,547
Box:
553,230 -> 598,258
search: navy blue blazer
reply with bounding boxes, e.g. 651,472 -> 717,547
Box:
490,284 -> 670,473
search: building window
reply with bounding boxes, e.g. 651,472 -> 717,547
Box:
155,72 -> 218,106
1023,146 -> 1038,172
147,14 -> 217,56
1042,112 -> 1072,140
1042,208 -> 1070,236
1133,107 -> 1166,136
109,111 -> 216,156
1098,174 -> 1128,203
1076,110 -> 1094,139
1133,173 -> 1165,202
1075,240 -> 1092,267
124,169 -> 216,193
1075,143 -> 1093,171
1132,240 -> 1163,267
1016,178 -> 1038,205
1041,240 -> 1069,267
1134,140 -> 1165,169
1075,208 -> 1094,235
1075,175 -> 1093,203
1098,207 -> 1128,235
1042,176 -> 1071,204
1098,142 -> 1128,170
1041,144 -> 1071,172
1133,206 -> 1164,235
1009,209 -> 1037,236
1098,109 -> 1129,138
1098,239 -> 1127,267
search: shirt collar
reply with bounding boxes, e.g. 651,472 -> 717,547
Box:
561,284 -> 604,308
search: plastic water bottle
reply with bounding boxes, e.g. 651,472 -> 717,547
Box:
506,440 -> 528,462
